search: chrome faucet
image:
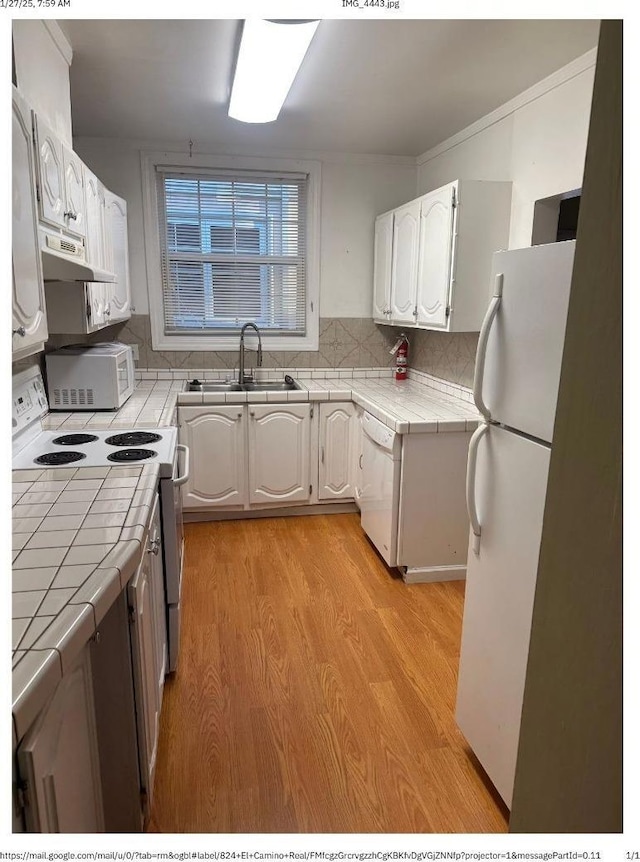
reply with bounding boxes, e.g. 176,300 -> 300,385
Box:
238,322 -> 263,384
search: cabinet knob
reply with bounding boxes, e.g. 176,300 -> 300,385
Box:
250,410 -> 255,418
237,412 -> 242,418
12,326 -> 26,337
64,210 -> 78,221
105,304 -> 111,317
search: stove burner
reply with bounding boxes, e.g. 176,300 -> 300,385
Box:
107,448 -> 157,463
53,434 -> 99,446
105,432 -> 162,447
35,451 -> 87,466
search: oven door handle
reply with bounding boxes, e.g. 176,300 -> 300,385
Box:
174,444 -> 190,487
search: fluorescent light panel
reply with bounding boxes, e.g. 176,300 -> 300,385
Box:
229,19 -> 320,124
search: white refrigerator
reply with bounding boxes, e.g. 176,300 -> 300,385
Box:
455,240 -> 576,808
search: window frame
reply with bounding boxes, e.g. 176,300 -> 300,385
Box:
141,151 -> 321,351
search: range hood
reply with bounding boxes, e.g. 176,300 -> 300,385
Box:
41,233 -> 117,283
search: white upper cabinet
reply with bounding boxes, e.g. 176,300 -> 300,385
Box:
34,114 -> 65,230
104,190 -> 131,322
62,147 -> 86,239
12,87 -> 48,359
374,180 -> 512,332
416,184 -> 457,329
372,211 -> 393,322
318,402 -> 356,500
34,114 -> 86,240
248,404 -> 311,505
390,200 -> 421,325
83,167 -> 106,269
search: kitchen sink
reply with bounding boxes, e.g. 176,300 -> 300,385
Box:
187,378 -> 300,393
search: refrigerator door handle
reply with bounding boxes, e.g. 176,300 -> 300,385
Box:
466,421 -> 489,554
473,273 -> 504,420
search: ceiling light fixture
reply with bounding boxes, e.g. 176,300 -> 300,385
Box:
228,19 -> 320,124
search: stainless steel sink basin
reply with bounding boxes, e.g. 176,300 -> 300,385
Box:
243,380 -> 299,392
187,378 -> 300,393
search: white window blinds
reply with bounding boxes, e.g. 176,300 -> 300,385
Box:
156,168 -> 308,336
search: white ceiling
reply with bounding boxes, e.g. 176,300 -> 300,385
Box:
61,19 -> 599,157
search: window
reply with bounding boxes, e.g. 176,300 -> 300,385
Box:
156,169 -> 310,340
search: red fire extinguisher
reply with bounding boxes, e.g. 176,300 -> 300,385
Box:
390,333 -> 409,381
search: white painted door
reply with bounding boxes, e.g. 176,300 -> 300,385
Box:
318,402 -> 356,500
105,190 -> 131,322
34,114 -> 66,230
373,211 -> 393,322
17,647 -> 104,833
478,241 -> 575,444
62,146 -> 86,239
456,424 -> 551,808
179,406 -> 246,508
416,184 -> 456,329
248,404 -> 311,504
128,553 -> 160,814
147,494 -> 167,705
390,200 -> 420,324
12,87 -> 48,359
84,167 -> 105,269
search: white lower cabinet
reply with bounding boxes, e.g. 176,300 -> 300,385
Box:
179,403 -> 315,510
127,499 -> 166,816
352,406 -> 364,509
179,406 -> 246,509
318,402 -> 357,500
17,646 -> 104,833
248,404 -> 311,504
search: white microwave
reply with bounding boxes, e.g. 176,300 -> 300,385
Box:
45,342 -> 135,410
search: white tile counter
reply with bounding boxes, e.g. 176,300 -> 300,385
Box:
11,463 -> 160,740
44,369 -> 479,435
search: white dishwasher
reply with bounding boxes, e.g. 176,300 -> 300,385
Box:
360,411 -> 402,567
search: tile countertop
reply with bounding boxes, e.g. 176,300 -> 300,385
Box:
42,372 -> 480,435
11,463 -> 160,741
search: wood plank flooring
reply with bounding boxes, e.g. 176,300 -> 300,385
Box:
149,514 -> 508,833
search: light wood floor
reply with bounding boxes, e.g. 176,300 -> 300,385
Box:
149,514 -> 508,833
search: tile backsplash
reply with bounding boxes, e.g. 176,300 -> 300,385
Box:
41,315 -> 479,388
409,330 -> 479,389
46,315 -> 400,371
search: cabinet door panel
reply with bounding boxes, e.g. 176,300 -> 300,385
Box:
62,147 -> 86,239
105,191 -> 131,321
147,495 -> 167,700
390,201 -> 420,323
416,185 -> 456,329
87,283 -> 107,333
84,168 -> 105,269
34,114 -> 65,230
17,647 -> 104,833
248,405 -> 310,504
179,406 -> 246,508
128,555 -> 159,813
319,402 -> 356,500
373,212 -> 393,321
12,89 -> 47,357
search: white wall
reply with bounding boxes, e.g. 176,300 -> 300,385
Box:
416,51 -> 596,249
73,138 -> 416,318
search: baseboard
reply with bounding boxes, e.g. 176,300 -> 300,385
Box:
184,502 -> 359,523
401,565 -> 467,584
